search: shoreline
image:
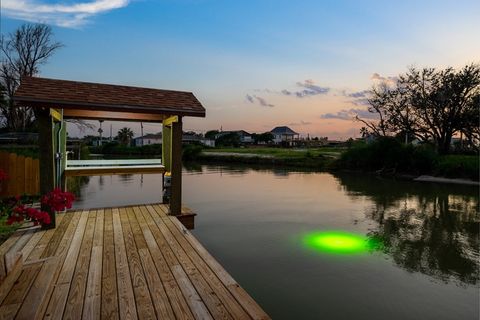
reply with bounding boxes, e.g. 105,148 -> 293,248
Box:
197,152 -> 479,186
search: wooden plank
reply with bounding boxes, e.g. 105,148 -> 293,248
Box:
0,230 -> 26,281
1,262 -> 42,308
0,303 -> 21,320
166,209 -> 270,320
146,206 -> 232,319
62,109 -> 166,122
0,258 -> 23,306
136,206 -> 195,320
120,207 -> 156,319
41,212 -> 74,258
33,159 -> 40,195
4,229 -> 35,274
15,256 -> 61,319
19,211 -> 86,320
15,155 -> 26,196
21,229 -> 44,259
101,208 -> 119,320
112,208 -> 137,320
25,215 -> 64,263
7,153 -> 16,196
129,207 -> 175,319
83,209 -> 104,320
141,206 -> 213,320
63,212 -> 96,320
24,157 -> 32,195
155,207 -> 250,319
45,211 -> 89,319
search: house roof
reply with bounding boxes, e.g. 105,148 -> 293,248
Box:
270,126 -> 298,135
14,77 -> 206,118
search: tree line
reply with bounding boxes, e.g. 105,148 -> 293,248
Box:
357,64 -> 480,154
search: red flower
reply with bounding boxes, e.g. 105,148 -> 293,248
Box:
0,169 -> 8,182
41,188 -> 75,212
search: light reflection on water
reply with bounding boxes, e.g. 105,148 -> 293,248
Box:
69,164 -> 479,320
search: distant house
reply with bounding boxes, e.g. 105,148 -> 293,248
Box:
133,133 -> 162,146
183,132 -> 215,147
270,126 -> 299,145
215,130 -> 253,144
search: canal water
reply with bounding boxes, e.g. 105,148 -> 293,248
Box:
71,164 -> 479,320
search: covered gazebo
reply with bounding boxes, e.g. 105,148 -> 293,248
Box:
14,77 -> 206,227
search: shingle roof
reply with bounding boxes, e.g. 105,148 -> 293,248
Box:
270,126 -> 298,135
14,77 -> 205,117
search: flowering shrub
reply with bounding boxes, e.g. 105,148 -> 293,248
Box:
41,188 -> 75,212
0,169 -> 8,182
1,189 -> 74,227
7,205 -> 51,226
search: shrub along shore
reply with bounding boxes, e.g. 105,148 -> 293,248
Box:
196,139 -> 479,183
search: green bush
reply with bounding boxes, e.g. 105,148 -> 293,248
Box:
338,137 -> 437,174
436,155 -> 479,180
337,137 -> 478,180
183,144 -> 203,160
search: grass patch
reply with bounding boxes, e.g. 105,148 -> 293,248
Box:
204,147 -> 343,159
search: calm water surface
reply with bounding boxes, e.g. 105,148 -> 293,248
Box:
71,164 -> 479,320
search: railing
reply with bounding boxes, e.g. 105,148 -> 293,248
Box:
0,151 -> 40,197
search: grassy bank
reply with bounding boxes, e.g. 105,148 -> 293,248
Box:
197,142 -> 478,181
198,147 -> 339,169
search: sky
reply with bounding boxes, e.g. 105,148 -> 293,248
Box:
1,0 -> 479,140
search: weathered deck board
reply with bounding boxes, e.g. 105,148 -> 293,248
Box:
0,204 -> 270,319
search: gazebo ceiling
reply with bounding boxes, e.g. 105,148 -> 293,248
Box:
14,77 -> 206,121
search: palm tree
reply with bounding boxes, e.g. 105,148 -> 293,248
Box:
117,127 -> 134,146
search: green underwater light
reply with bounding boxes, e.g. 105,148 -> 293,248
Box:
303,231 -> 378,254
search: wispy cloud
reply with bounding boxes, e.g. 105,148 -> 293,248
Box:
371,73 -> 398,86
288,120 -> 312,126
1,0 -> 130,27
320,108 -> 378,121
290,79 -> 330,98
245,94 -> 274,107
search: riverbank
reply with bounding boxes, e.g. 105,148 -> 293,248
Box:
198,146 -> 479,185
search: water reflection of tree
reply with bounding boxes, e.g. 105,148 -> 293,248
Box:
335,172 -> 479,285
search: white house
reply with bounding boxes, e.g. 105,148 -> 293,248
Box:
270,126 -> 299,145
133,133 -> 162,146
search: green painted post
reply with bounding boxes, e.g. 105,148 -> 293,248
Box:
162,124 -> 172,172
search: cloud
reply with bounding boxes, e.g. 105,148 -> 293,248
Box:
320,108 -> 378,121
1,0 -> 129,27
343,90 -> 369,98
288,120 -> 312,126
371,73 -> 398,86
245,94 -> 274,107
293,79 -> 330,98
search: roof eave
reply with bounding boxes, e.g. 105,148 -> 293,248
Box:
13,96 -> 206,118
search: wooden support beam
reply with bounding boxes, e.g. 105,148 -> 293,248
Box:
63,109 -> 166,122
170,118 -> 183,216
37,108 -> 56,228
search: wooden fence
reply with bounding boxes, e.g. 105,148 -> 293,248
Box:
0,151 -> 40,197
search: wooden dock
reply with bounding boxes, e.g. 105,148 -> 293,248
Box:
0,204 -> 269,319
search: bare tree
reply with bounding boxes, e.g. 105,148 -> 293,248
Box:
0,24 -> 63,131
357,64 -> 480,154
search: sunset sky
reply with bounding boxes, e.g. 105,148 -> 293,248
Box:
2,0 -> 479,139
